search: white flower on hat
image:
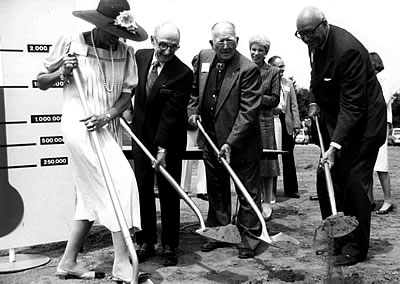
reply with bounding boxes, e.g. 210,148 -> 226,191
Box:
114,10 -> 138,34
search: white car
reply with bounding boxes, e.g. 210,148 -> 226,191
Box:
388,128 -> 400,146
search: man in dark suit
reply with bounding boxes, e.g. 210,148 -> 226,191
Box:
188,21 -> 263,259
296,7 -> 386,266
131,22 -> 193,266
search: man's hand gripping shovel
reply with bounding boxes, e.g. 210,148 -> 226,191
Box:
196,120 -> 299,247
119,119 -> 241,244
313,116 -> 358,241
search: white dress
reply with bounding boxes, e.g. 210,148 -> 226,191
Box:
374,72 -> 393,172
42,33 -> 141,232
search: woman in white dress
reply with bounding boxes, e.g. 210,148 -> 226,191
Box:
369,52 -> 394,214
37,0 -> 147,281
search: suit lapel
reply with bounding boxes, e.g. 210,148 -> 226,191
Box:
198,51 -> 215,105
147,68 -> 167,102
147,56 -> 177,102
283,79 -> 291,114
313,29 -> 335,85
215,52 -> 240,117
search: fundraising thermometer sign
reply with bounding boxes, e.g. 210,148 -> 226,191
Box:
0,0 -> 82,250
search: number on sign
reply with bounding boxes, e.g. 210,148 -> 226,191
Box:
31,114 -> 62,123
40,136 -> 64,145
27,44 -> 51,53
40,157 -> 68,167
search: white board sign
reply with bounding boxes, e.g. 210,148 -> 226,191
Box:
0,0 -> 90,250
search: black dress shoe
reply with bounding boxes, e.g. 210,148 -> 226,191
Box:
162,245 -> 177,266
285,193 -> 300,198
333,254 -> 359,266
136,243 -> 155,263
201,241 -> 227,252
238,248 -> 254,259
197,193 -> 209,201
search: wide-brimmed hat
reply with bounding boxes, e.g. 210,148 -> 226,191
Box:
73,0 -> 148,42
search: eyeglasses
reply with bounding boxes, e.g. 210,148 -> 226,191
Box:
154,38 -> 180,52
213,39 -> 236,48
295,19 -> 325,39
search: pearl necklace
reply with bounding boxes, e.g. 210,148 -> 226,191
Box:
90,30 -> 115,93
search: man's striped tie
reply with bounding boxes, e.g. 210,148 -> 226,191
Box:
146,61 -> 160,96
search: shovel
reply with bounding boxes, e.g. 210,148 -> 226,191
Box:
72,69 -> 143,284
196,120 -> 299,247
119,118 -> 241,244
314,116 -> 358,239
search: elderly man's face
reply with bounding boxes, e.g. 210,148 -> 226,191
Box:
152,25 -> 180,64
296,18 -> 327,49
250,43 -> 267,66
210,25 -> 238,62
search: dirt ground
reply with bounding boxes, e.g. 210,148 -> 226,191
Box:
1,144 -> 399,284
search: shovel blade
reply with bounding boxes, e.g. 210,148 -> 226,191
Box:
196,224 -> 241,244
316,212 -> 359,238
270,232 -> 301,245
250,231 -> 300,248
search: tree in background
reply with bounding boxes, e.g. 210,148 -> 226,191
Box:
295,88 -> 310,122
287,77 -> 315,142
288,76 -> 309,122
290,82 -> 400,142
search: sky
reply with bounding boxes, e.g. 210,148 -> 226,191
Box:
118,0 -> 400,92
2,0 -> 399,92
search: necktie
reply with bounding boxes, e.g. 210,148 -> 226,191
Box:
146,61 -> 159,96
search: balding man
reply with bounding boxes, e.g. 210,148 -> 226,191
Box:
131,22 -> 193,266
188,21 -> 263,258
296,7 -> 386,266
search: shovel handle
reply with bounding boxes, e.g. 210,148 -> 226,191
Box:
314,117 -> 337,215
72,69 -> 139,284
196,120 -> 274,244
119,118 -> 207,231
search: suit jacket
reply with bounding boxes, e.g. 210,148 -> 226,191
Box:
309,25 -> 386,146
132,49 -> 193,154
281,77 -> 300,135
188,49 -> 262,151
258,62 -> 279,159
259,62 -> 280,110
